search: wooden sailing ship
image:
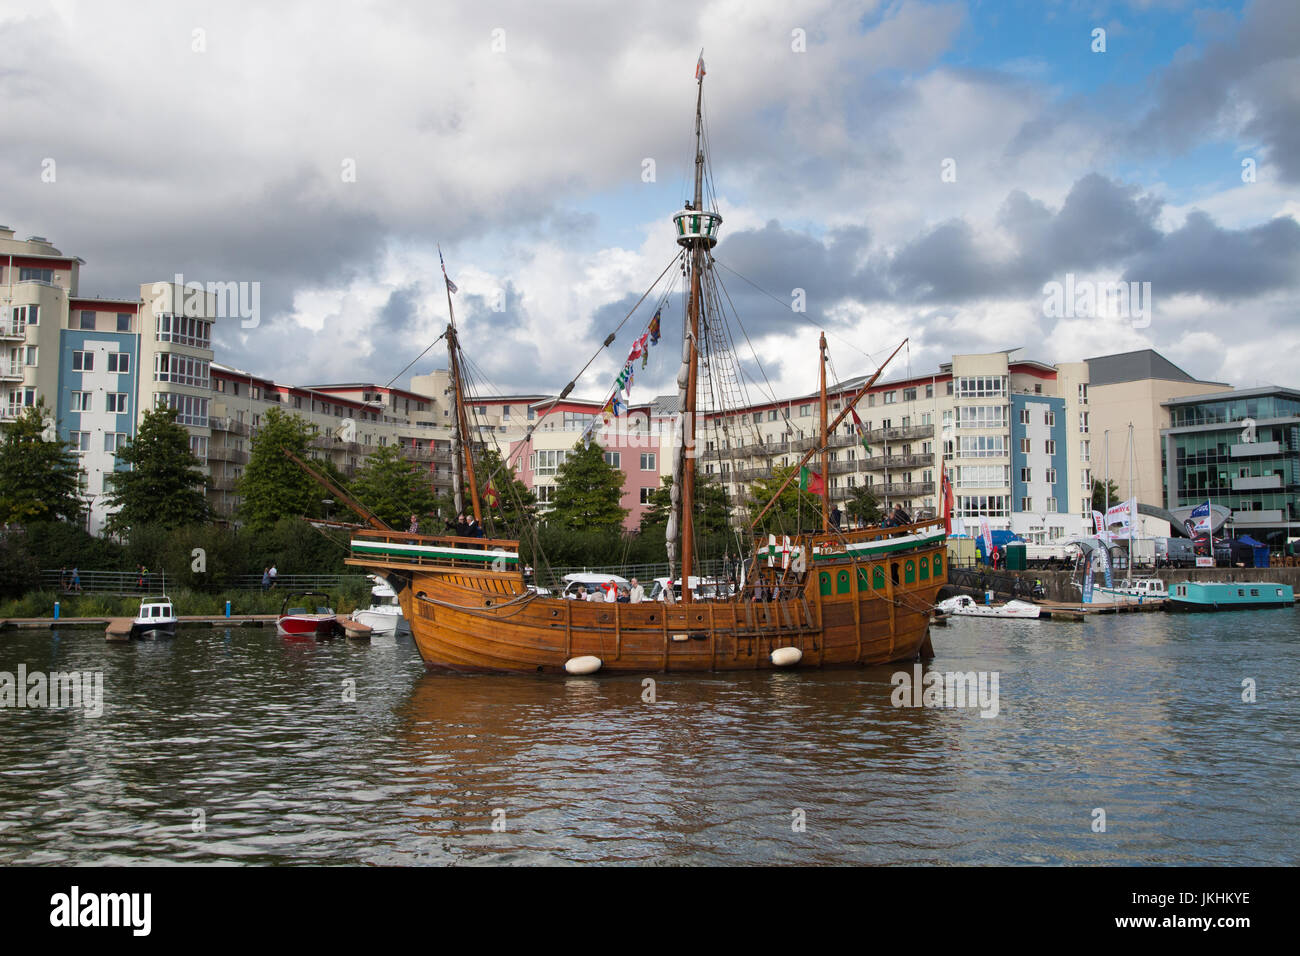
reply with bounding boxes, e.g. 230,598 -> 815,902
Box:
327,63 -> 948,674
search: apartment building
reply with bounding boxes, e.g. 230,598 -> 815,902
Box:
511,397 -> 674,530
1,229 -> 221,533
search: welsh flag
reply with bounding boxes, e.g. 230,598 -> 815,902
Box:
850,408 -> 870,454
798,466 -> 824,494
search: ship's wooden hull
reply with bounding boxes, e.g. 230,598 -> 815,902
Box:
390,543 -> 946,674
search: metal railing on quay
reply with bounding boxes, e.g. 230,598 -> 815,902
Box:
39,569 -> 370,595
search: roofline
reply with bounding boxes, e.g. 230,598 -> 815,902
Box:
1162,385 -> 1300,406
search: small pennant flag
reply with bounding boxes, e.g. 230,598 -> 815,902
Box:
850,408 -> 870,454
439,247 -> 458,294
649,309 -> 661,345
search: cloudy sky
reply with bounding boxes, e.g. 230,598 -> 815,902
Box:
3,0 -> 1297,403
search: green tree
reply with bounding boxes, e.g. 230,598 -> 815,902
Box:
349,445 -> 438,529
0,399 -> 83,525
639,473 -> 732,535
843,484 -> 882,527
238,408 -> 326,532
548,439 -> 628,532
745,465 -> 822,533
475,446 -> 537,533
1091,477 -> 1119,512
103,406 -> 211,534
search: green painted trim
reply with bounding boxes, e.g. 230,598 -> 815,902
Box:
813,532 -> 946,561
351,541 -> 519,564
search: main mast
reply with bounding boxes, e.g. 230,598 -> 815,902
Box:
671,55 -> 721,603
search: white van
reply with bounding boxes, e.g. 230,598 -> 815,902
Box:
560,572 -> 629,599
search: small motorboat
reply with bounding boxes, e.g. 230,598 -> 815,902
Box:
349,575 -> 407,635
1081,577 -> 1169,603
937,595 -> 1041,619
278,591 -> 342,638
130,596 -> 177,639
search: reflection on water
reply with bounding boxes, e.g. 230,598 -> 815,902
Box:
0,612 -> 1297,865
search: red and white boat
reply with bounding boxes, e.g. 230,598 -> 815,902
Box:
277,591 -> 341,638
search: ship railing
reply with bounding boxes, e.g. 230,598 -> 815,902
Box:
347,528 -> 524,571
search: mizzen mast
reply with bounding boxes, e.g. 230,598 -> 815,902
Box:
670,53 -> 722,604
819,332 -> 831,532
441,247 -> 482,525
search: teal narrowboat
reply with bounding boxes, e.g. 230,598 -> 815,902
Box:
1167,581 -> 1295,612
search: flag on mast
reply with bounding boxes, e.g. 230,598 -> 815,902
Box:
439,247 -> 458,294
695,52 -> 706,79
798,466 -> 824,495
850,408 -> 870,454
941,466 -> 954,535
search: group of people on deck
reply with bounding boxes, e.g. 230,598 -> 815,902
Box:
572,579 -> 648,603
446,514 -> 485,538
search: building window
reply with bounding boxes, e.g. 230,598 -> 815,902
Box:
640,487 -> 654,504
534,450 -> 568,477
190,435 -> 208,459
1046,497 -> 1058,512
1020,438 -> 1031,454
1020,468 -> 1032,483
1045,468 -> 1057,484
1045,439 -> 1056,455
23,346 -> 37,366
116,313 -> 131,332
1079,412 -> 1089,433
72,351 -> 94,371
70,391 -> 91,412
767,410 -> 777,421
955,376 -> 1007,398
1078,384 -> 1088,405
108,352 -> 130,373
603,451 -> 621,469
1019,408 -> 1030,425
903,387 -> 917,402
1045,411 -> 1055,427
78,311 -> 96,330
1080,440 -> 1090,462
956,406 -> 1008,429
640,452 -> 656,470
155,392 -> 209,427
799,404 -> 811,417
884,391 -> 896,404
155,353 -> 210,387
70,431 -> 91,453
925,384 -> 934,399
106,393 -> 128,413
19,267 -> 54,283
105,432 -> 127,453
1021,497 -> 1032,511
155,314 -> 212,348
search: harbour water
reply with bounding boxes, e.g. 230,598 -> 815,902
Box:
0,613 -> 1296,865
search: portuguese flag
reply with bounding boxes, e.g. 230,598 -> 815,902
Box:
798,466 -> 824,494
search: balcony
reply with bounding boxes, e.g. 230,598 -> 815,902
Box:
860,453 -> 933,472
209,417 -> 250,437
1230,441 -> 1282,457
207,446 -> 249,465
0,323 -> 24,340
876,481 -> 935,497
863,424 -> 934,443
1231,474 -> 1282,491
0,361 -> 23,381
1232,509 -> 1284,524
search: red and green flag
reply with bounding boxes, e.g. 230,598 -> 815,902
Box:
798,466 -> 824,494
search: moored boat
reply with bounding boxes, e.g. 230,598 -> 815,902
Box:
937,595 -> 1041,619
350,574 -> 407,635
1167,581 -> 1295,612
277,591 -> 342,638
293,61 -> 948,674
130,596 -> 177,639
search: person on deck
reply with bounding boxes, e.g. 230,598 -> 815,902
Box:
628,578 -> 645,603
603,581 -> 618,603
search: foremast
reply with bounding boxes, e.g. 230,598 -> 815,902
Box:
670,55 -> 721,604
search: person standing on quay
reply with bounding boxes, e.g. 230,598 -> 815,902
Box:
261,567 -> 270,591
269,564 -> 278,589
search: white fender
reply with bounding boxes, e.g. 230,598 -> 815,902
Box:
770,646 -> 802,667
564,655 -> 603,675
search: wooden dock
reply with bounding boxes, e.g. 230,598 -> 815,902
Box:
1036,599 -> 1167,621
0,615 -> 279,631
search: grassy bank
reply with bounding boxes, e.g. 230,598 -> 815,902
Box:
0,581 -> 371,619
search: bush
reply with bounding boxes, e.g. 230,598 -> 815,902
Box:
0,529 -> 41,600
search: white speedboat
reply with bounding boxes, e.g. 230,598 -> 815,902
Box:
130,596 -> 177,638
1074,577 -> 1168,603
937,595 -> 1041,619
350,574 -> 407,635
